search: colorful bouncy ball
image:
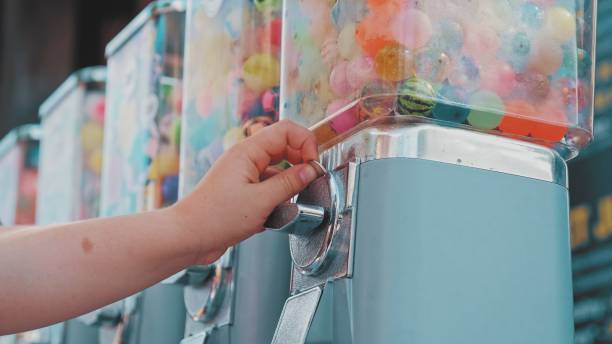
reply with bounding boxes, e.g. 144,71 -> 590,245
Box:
467,91 -> 505,130
396,78 -> 436,117
432,86 -> 469,124
243,53 -> 280,93
162,175 -> 179,204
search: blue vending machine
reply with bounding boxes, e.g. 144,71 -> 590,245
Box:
37,66 -> 107,344
0,125 -> 40,344
177,0 -> 288,343
267,0 -> 598,343
100,1 -> 187,343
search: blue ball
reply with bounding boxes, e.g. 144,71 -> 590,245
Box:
521,2 -> 544,28
432,86 -> 470,124
498,32 -> 529,73
512,32 -> 531,57
331,1 -> 365,29
432,20 -> 464,53
162,175 -> 179,204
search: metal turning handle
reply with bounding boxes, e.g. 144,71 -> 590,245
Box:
265,203 -> 326,236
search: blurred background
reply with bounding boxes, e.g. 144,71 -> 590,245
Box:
0,0 -> 150,138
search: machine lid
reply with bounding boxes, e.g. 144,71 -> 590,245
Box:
104,0 -> 186,58
38,66 -> 107,119
0,124 -> 41,159
320,119 -> 568,188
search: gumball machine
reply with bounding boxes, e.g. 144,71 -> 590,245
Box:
0,125 -> 39,227
98,1 -> 187,344
35,66 -> 107,344
267,0 -> 598,343
0,125 -> 41,344
177,0 -> 286,343
38,67 -> 106,225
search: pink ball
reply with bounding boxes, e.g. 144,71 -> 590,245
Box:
463,25 -> 500,63
262,89 -> 277,113
346,55 -> 377,91
20,170 -> 37,198
529,37 -> 563,76
92,98 -> 106,123
391,9 -> 433,50
329,61 -> 353,97
327,100 -> 359,134
480,61 -> 517,98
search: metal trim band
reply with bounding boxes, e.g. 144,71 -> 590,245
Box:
320,122 -> 568,188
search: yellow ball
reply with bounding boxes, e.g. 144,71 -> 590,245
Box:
87,149 -> 103,175
149,146 -> 180,179
544,7 -> 576,42
243,53 -> 280,93
81,122 -> 104,153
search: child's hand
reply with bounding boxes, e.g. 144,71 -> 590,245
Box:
172,120 -> 321,264
0,122 -> 320,333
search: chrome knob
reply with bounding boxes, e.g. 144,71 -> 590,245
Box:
265,203 -> 326,236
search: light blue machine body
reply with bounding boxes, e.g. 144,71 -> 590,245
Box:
272,122 -> 575,344
299,158 -> 574,343
348,158 -> 573,343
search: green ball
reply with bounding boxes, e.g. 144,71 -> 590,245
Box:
253,0 -> 281,12
170,118 -> 182,146
467,91 -> 505,129
396,78 -> 436,117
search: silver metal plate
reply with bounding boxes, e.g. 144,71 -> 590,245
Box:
180,332 -> 207,344
320,120 -> 568,188
291,166 -> 355,292
183,249 -> 234,332
272,287 -> 323,344
289,174 -> 336,273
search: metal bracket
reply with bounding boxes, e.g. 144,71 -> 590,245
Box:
290,163 -> 358,292
184,247 -> 234,334
180,332 -> 207,344
271,287 -> 324,344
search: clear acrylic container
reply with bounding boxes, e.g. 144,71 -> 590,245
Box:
281,0 -> 597,159
0,125 -> 40,225
37,67 -> 106,224
101,0 -> 186,217
179,0 -> 282,195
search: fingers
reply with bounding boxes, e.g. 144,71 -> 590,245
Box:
257,163 -> 319,208
239,120 -> 319,173
261,166 -> 283,181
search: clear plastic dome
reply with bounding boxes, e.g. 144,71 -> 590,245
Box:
0,125 -> 40,225
38,67 -> 106,223
281,0 -> 597,159
179,0 -> 282,196
101,1 -> 185,217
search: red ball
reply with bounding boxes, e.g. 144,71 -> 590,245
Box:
532,102 -> 568,142
499,100 -> 536,137
270,18 -> 282,48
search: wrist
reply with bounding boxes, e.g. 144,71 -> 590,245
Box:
167,199 -> 226,266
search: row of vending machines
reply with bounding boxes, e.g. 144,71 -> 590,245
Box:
0,0 -> 607,343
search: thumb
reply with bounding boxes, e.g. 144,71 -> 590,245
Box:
258,163 -> 319,208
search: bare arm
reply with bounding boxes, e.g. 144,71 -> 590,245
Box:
0,120 -> 319,334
